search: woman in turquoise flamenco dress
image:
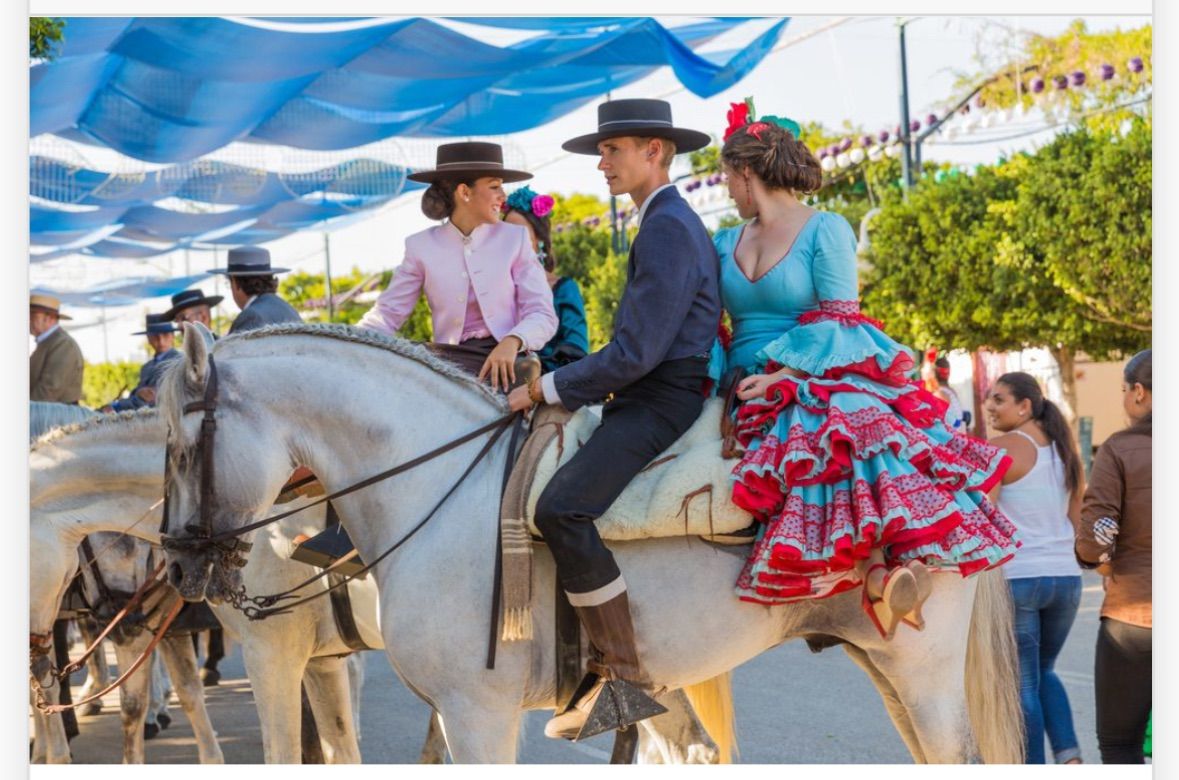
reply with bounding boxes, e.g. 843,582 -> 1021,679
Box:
710,100 -> 1020,639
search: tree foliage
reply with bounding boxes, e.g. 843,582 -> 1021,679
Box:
30,18 -> 65,60
83,361 -> 141,409
279,265 -> 432,340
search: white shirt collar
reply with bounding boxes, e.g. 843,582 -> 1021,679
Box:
244,294 -> 259,310
637,182 -> 676,228
35,323 -> 60,344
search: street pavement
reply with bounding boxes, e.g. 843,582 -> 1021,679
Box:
53,571 -> 1106,764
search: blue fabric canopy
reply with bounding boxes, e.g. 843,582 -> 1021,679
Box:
32,16 -> 787,162
36,273 -> 215,307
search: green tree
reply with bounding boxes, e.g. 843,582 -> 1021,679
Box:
1009,117 -> 1151,335
30,18 -> 64,60
582,249 -> 628,351
83,361 -> 141,409
279,265 -> 432,339
862,135 -> 1148,416
959,21 -> 1151,133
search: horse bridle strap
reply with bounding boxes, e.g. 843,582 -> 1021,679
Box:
164,350 -> 518,548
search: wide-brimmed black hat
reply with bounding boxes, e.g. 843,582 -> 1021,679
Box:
562,98 -> 711,156
209,246 -> 290,277
406,142 -> 533,184
162,287 -> 224,320
132,313 -> 180,336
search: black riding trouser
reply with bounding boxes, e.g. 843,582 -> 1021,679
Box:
535,356 -> 708,595
1095,617 -> 1152,764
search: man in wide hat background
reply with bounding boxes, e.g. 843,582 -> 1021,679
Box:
507,98 -> 721,740
210,245 -> 302,334
164,287 -> 224,331
30,293 -> 84,404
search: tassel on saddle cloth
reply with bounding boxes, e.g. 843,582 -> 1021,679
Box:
498,398 -> 756,643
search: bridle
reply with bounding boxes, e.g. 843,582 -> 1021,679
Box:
159,354 -> 523,638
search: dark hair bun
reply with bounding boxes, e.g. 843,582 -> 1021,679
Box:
421,181 -> 455,220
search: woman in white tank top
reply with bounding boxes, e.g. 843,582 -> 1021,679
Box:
985,371 -> 1085,764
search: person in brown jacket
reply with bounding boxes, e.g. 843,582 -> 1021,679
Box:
29,293 -> 84,404
1077,348 -> 1151,764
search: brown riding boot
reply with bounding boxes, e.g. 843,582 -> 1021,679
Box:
544,590 -> 667,741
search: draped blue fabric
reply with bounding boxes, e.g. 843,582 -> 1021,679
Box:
32,17 -> 787,161
30,17 -> 787,304
40,273 -> 216,306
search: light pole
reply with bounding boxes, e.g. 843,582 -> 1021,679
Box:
898,18 -> 915,192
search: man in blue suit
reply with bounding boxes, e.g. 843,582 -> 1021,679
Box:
103,313 -> 181,412
508,98 -> 720,740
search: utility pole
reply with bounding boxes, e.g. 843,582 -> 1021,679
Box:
323,232 -> 335,321
898,18 -> 915,193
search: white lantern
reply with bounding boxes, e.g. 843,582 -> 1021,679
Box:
821,156 -> 836,172
884,144 -> 900,158
867,146 -> 883,162
849,148 -> 865,164
945,125 -> 960,141
836,152 -> 851,168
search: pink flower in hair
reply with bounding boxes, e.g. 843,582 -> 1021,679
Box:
745,122 -> 771,141
532,194 -> 554,218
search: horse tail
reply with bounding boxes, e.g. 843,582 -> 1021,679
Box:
965,568 -> 1024,763
682,672 -> 737,763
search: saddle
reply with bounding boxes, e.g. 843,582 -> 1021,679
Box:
497,397 -> 757,644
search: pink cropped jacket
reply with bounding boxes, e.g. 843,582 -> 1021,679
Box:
358,221 -> 557,351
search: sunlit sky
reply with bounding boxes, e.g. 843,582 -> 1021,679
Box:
29,13 -> 1151,363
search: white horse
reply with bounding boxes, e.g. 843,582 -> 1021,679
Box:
158,323 -> 1023,764
29,406 -> 727,763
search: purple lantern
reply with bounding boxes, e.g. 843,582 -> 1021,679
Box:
860,134 -> 873,147
960,103 -> 971,114
926,113 -> 938,127
840,137 -> 853,152
818,149 -> 829,160
1031,77 -> 1045,94
1128,56 -> 1144,73
909,119 -> 921,133
1070,70 -> 1086,87
975,95 -> 986,109
1101,63 -> 1115,81
1053,75 -> 1068,90
878,129 -> 890,143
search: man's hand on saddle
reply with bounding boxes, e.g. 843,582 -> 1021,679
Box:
478,335 -> 523,391
736,366 -> 805,400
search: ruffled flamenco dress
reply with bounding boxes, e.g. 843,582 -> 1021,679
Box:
708,211 -> 1020,606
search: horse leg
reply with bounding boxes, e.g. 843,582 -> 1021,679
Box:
159,634 -> 225,763
30,684 -> 71,764
301,655 -> 362,763
858,577 -> 977,763
842,644 -> 926,762
419,712 -> 447,764
635,689 -> 720,764
77,618 -> 110,716
148,650 -> 173,731
346,653 -> 365,743
240,636 -> 306,762
432,698 -> 521,764
110,636 -> 152,763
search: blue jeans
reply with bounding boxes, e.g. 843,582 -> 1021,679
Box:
1009,575 -> 1083,763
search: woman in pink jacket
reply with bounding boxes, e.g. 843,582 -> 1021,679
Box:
359,142 -> 558,390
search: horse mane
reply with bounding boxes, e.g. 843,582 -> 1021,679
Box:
30,407 -> 160,451
29,401 -> 100,443
158,322 -> 507,463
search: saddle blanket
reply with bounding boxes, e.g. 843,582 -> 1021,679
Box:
499,398 -> 753,642
522,398 -> 754,540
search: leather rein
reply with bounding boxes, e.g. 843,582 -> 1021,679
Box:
160,354 -> 523,622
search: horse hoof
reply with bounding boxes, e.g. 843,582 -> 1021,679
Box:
144,722 -> 160,740
82,701 -> 103,717
157,712 -> 172,730
201,668 -> 221,687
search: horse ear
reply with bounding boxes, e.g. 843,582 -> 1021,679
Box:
181,322 -> 211,387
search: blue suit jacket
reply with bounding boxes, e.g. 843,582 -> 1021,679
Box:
111,348 -> 182,411
552,186 -> 720,410
228,293 -> 302,334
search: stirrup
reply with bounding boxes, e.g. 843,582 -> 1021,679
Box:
576,679 -> 668,740
861,564 -> 918,641
900,560 -> 932,631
